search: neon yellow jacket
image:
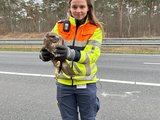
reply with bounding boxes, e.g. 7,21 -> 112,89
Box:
52,16 -> 102,85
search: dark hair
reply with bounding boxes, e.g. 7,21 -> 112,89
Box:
68,0 -> 103,29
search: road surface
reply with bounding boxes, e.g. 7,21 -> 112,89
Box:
0,51 -> 160,120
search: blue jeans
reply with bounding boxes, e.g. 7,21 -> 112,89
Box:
56,82 -> 100,120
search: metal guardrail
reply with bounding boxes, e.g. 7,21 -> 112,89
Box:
0,39 -> 43,45
0,38 -> 160,46
102,38 -> 160,46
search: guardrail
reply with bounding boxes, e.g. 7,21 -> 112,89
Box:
0,38 -> 160,46
0,39 -> 43,45
102,38 -> 160,46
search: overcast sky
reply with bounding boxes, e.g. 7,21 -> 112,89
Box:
25,0 -> 43,4
35,0 -> 42,4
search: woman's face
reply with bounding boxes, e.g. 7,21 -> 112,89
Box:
69,0 -> 88,20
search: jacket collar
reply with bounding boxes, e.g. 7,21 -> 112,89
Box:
69,16 -> 89,26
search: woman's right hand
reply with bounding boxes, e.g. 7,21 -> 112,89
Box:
39,48 -> 54,62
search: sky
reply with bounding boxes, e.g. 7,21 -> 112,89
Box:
35,0 -> 42,4
25,0 -> 43,4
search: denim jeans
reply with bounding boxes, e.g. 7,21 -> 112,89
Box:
56,82 -> 100,120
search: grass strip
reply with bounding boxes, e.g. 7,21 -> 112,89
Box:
0,45 -> 160,54
101,46 -> 160,54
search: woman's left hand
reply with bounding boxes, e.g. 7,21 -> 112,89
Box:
54,45 -> 75,61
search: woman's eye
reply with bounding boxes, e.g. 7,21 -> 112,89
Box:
80,5 -> 85,9
72,5 -> 77,9
71,5 -> 86,9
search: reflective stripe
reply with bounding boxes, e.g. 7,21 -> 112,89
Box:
75,40 -> 87,47
64,39 -> 87,47
90,46 -> 95,54
69,62 -> 72,66
58,72 -> 95,81
56,76 -> 97,85
82,47 -> 95,64
58,63 -> 96,78
87,40 -> 101,48
73,74 -> 95,81
85,64 -> 91,76
83,53 -> 90,63
91,64 -> 96,72
58,73 -> 70,79
73,62 -> 82,75
64,40 -> 73,46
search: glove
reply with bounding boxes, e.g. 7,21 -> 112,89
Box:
39,48 -> 54,62
54,45 -> 75,61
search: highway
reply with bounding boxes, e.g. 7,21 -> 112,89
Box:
0,51 -> 160,120
1,38 -> 160,46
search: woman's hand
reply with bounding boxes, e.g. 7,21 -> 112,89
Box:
39,48 -> 54,62
54,45 -> 75,61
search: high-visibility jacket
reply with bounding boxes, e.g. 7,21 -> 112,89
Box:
52,16 -> 103,85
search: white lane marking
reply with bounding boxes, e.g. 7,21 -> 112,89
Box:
100,79 -> 160,87
101,91 -> 141,97
99,78 -> 135,84
0,71 -> 160,87
136,82 -> 160,87
125,91 -> 141,95
0,71 -> 55,78
144,62 -> 160,65
101,91 -> 141,98
101,92 -> 127,97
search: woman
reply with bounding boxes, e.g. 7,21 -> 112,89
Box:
40,0 -> 103,119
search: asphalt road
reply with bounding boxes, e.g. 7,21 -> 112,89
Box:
0,51 -> 160,120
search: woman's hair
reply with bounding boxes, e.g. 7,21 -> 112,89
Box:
68,0 -> 103,29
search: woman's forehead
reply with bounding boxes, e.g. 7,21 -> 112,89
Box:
70,0 -> 87,5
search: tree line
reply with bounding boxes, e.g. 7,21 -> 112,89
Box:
0,0 -> 160,37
